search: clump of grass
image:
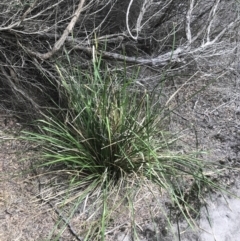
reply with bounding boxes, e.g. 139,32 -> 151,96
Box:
23,55 -> 219,240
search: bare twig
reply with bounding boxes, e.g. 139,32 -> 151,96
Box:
0,65 -> 40,111
185,0 -> 195,43
126,0 -> 137,40
27,0 -> 86,60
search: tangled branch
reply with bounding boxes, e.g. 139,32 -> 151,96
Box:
0,0 -> 239,115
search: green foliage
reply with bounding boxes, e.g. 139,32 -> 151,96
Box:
22,57 -> 219,240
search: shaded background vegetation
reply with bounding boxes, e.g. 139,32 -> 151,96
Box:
0,0 -> 239,119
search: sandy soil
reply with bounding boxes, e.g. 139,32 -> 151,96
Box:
0,115 -> 80,241
165,68 -> 240,240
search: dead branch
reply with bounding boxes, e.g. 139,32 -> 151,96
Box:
27,0 -> 86,60
0,0 -> 239,116
0,65 -> 40,112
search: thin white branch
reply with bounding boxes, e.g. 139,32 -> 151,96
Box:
135,0 -> 152,34
126,0 -> 138,40
193,18 -> 240,53
206,0 -> 220,42
140,0 -> 173,30
0,0 -> 65,31
19,0 -> 39,23
209,19 -> 240,45
185,0 -> 195,43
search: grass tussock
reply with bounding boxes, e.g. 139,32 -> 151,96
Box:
23,56 -> 219,240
